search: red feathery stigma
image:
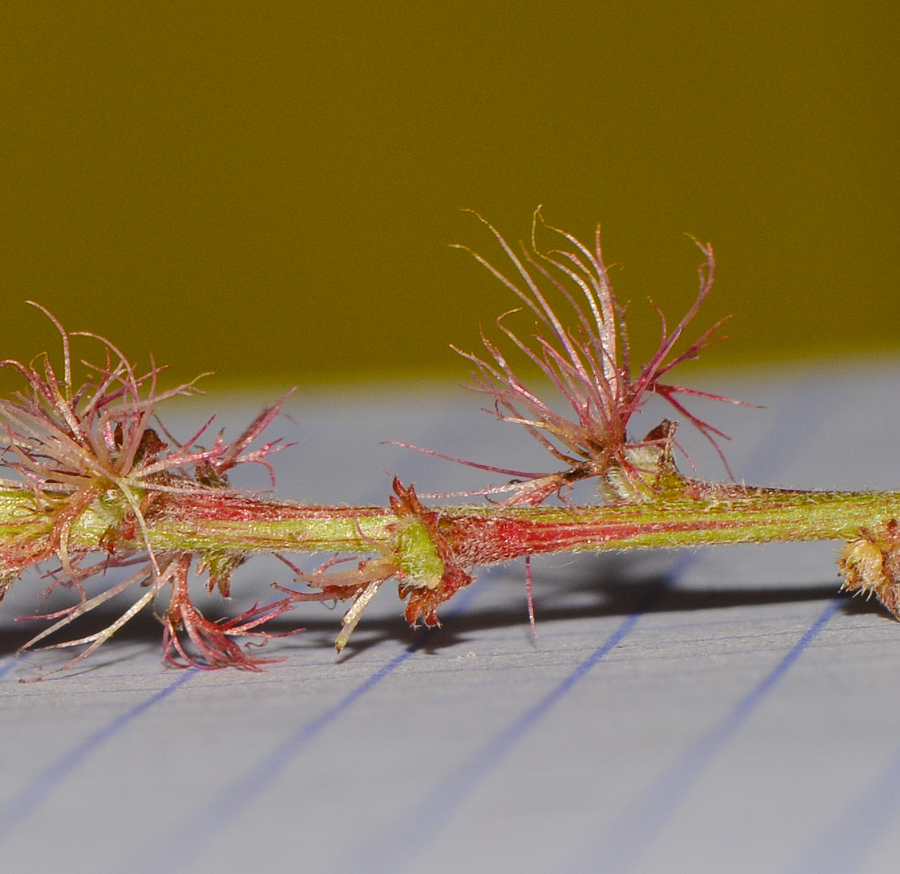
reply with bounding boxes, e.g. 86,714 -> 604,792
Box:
0,305 -> 296,676
446,210 -> 748,503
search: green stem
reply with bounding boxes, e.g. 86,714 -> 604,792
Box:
2,485 -> 895,562
4,481 -> 899,658
438,486 -> 900,562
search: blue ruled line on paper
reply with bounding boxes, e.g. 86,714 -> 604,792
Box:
0,668 -> 195,843
125,577 -> 489,874
348,577 -> 671,873
787,741 -> 900,874
573,597 -> 842,874
143,648 -> 417,866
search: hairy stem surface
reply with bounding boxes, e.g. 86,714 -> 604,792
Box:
2,485 -> 896,561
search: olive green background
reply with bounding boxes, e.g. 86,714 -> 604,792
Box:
2,2 -> 897,392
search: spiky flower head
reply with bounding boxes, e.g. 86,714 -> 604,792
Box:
0,305 -> 295,675
446,209 -> 742,504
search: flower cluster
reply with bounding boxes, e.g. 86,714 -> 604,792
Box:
441,209 -> 740,504
0,304 -> 295,675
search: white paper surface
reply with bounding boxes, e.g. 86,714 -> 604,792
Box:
1,359 -> 899,874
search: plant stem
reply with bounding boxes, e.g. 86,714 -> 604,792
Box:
3,485 -> 895,563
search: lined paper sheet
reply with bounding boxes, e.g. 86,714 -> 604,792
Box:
1,360 -> 899,874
